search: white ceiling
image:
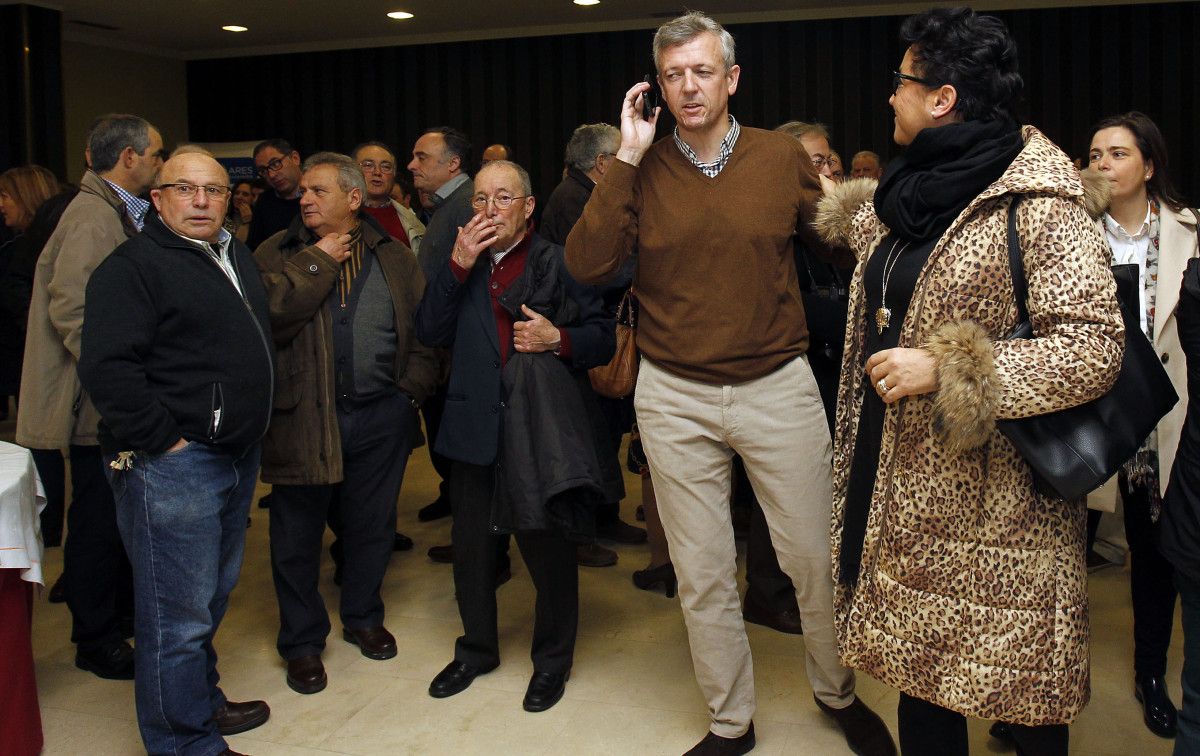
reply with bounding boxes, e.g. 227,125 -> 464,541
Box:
18,0 -> 1174,59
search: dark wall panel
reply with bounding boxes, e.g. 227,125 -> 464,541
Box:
1,4 -> 65,178
188,3 -> 1200,206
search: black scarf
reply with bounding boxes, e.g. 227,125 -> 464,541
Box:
874,118 -> 1024,242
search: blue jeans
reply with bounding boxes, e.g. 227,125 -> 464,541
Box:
106,442 -> 261,756
1177,573 -> 1200,755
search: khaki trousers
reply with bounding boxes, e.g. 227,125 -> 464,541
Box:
635,355 -> 855,737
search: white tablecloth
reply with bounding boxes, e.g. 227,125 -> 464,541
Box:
0,441 -> 46,585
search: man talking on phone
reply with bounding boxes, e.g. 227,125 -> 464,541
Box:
565,12 -> 895,756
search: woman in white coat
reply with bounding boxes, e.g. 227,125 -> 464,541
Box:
1089,111 -> 1199,740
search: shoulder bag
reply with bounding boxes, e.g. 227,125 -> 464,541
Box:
996,195 -> 1177,500
588,289 -> 638,399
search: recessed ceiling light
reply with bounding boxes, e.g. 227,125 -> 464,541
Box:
574,0 -> 601,5
386,10 -> 415,19
222,25 -> 248,32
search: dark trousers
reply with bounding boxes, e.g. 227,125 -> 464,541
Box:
898,693 -> 1067,756
1121,476 -> 1177,678
270,393 -> 417,659
31,448 -> 65,547
1177,572 -> 1200,754
450,460 -> 578,673
594,394 -> 633,526
737,457 -> 798,613
421,385 -> 453,502
65,444 -> 133,650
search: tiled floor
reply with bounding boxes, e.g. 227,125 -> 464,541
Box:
14,418 -> 1182,755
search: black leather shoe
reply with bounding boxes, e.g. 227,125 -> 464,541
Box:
1135,675 -> 1178,738
214,699 -> 270,735
48,573 -> 66,603
576,542 -> 617,567
742,591 -> 802,635
342,626 -> 397,660
495,565 -> 512,588
286,655 -> 327,694
75,640 -> 135,680
988,721 -> 1015,746
418,496 -> 451,522
394,532 -> 414,551
523,670 -> 570,712
684,723 -> 755,755
815,695 -> 897,756
428,544 -> 453,563
596,518 -> 648,544
429,660 -> 497,698
632,562 -> 676,598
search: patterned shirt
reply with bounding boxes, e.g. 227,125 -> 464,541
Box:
103,179 -> 150,231
673,116 -> 741,178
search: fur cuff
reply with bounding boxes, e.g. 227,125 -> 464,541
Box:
814,178 -> 877,248
1079,167 -> 1111,219
926,320 -> 998,454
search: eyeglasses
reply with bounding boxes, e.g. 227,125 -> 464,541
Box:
359,160 -> 395,175
810,155 -> 833,169
470,193 -> 529,211
158,183 -> 231,199
255,156 -> 289,177
892,70 -> 936,93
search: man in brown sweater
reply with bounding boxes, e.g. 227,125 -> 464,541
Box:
565,12 -> 895,756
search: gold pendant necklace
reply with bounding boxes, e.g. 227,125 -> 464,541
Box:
875,239 -> 911,335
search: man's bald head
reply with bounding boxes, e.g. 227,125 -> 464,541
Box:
151,153 -> 232,243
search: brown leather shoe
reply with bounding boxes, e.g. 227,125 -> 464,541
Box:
342,626 -> 397,660
214,699 -> 270,735
815,695 -> 897,756
286,655 -> 327,694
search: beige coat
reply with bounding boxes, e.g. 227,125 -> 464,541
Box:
1101,205 -> 1199,496
390,199 -> 425,256
16,171 -> 137,448
815,127 -> 1124,725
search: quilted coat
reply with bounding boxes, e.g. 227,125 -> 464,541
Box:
814,126 -> 1124,725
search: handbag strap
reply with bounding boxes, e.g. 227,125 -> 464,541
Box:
1005,195 -> 1030,326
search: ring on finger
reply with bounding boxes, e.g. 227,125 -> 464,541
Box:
877,378 -> 889,394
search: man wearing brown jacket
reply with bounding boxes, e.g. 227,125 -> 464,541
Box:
254,152 -> 438,694
18,113 -> 163,680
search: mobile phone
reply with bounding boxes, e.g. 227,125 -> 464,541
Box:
641,74 -> 658,120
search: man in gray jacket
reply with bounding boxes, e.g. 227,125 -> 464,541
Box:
18,113 -> 163,680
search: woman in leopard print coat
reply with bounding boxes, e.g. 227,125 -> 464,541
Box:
813,8 -> 1125,751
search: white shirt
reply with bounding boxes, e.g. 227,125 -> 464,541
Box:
1104,202 -> 1153,336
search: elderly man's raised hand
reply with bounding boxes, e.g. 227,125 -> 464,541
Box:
616,81 -> 661,167
451,213 -> 500,271
315,232 -> 353,263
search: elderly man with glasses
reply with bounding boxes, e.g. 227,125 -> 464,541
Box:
79,151 -> 275,754
253,151 -> 438,696
415,159 -> 615,713
352,140 -> 425,255
246,138 -> 303,250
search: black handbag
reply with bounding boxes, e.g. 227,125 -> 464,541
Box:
996,196 -> 1178,501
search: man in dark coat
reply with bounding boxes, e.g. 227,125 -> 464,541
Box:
79,152 -> 274,754
407,126 -> 475,529
540,122 -> 646,567
539,123 -> 619,247
415,160 -> 614,713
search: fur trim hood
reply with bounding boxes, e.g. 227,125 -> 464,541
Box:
812,127 -> 1110,250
